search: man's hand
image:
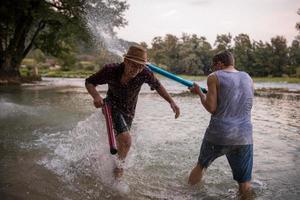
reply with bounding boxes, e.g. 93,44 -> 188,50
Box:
155,84 -> 180,118
189,83 -> 202,95
93,95 -> 104,108
170,101 -> 180,119
85,83 -> 104,108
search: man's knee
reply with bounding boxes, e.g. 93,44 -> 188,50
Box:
117,132 -> 131,148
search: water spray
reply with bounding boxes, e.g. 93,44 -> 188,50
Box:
85,6 -> 207,155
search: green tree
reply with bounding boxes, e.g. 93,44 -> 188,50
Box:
0,0 -> 128,83
289,40 -> 300,66
233,33 -> 254,72
296,8 -> 300,40
149,36 -> 166,66
149,34 -> 180,71
270,36 -> 289,76
286,40 -> 300,75
252,41 -> 273,76
163,34 -> 180,70
290,8 -> 300,77
214,33 -> 232,52
28,49 -> 46,63
178,34 -> 212,75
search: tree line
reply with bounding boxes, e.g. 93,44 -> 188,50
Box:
142,32 -> 300,77
1,0 -> 299,84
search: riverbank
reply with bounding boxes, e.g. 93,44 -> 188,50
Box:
20,68 -> 300,83
254,88 -> 300,100
174,88 -> 300,100
15,76 -> 300,101
20,68 -> 94,79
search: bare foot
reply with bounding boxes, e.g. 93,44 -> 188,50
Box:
238,189 -> 255,200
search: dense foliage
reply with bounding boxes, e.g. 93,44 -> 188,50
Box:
146,32 -> 300,77
0,0 -> 128,82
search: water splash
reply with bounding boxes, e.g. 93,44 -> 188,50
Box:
84,1 -> 127,57
0,100 -> 41,118
35,111 -> 125,190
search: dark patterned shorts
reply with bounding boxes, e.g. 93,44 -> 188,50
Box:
111,108 -> 133,135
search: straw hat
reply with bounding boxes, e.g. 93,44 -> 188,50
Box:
123,45 -> 147,65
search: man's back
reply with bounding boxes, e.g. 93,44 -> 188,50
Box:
204,70 -> 254,145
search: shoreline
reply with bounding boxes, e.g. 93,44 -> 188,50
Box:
2,76 -> 300,100
254,88 -> 300,100
19,68 -> 300,84
173,88 -> 300,100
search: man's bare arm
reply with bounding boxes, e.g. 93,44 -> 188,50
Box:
155,85 -> 180,118
190,74 -> 218,114
85,82 -> 104,108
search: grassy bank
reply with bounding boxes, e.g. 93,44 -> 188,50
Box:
252,77 -> 300,83
20,68 -> 94,78
39,69 -> 94,78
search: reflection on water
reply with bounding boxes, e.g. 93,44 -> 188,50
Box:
0,79 -> 299,200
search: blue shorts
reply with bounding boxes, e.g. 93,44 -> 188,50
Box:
198,139 -> 253,183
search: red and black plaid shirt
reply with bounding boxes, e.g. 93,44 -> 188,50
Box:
86,63 -> 161,118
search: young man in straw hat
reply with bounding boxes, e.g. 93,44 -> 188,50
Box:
85,45 -> 180,178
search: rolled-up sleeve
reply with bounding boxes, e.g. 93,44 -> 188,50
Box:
144,69 -> 161,90
85,66 -> 111,86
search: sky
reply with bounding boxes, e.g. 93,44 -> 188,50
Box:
116,0 -> 300,46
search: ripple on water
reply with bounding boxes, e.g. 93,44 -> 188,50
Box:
1,82 -> 300,199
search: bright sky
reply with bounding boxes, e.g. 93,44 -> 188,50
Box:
117,0 -> 300,46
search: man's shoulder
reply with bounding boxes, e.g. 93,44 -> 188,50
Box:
103,63 -> 122,70
208,72 -> 217,77
207,72 -> 218,82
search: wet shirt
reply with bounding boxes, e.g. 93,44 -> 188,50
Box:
85,63 -> 161,118
204,70 -> 254,145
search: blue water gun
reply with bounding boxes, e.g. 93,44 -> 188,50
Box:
146,63 -> 207,93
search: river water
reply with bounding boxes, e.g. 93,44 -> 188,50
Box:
0,78 -> 299,200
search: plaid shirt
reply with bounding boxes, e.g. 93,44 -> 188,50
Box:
86,62 -> 161,118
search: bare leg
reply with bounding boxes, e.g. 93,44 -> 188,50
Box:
238,182 -> 253,199
188,163 -> 205,185
114,132 -> 131,178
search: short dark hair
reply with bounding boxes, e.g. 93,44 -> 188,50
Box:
212,51 -> 234,66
